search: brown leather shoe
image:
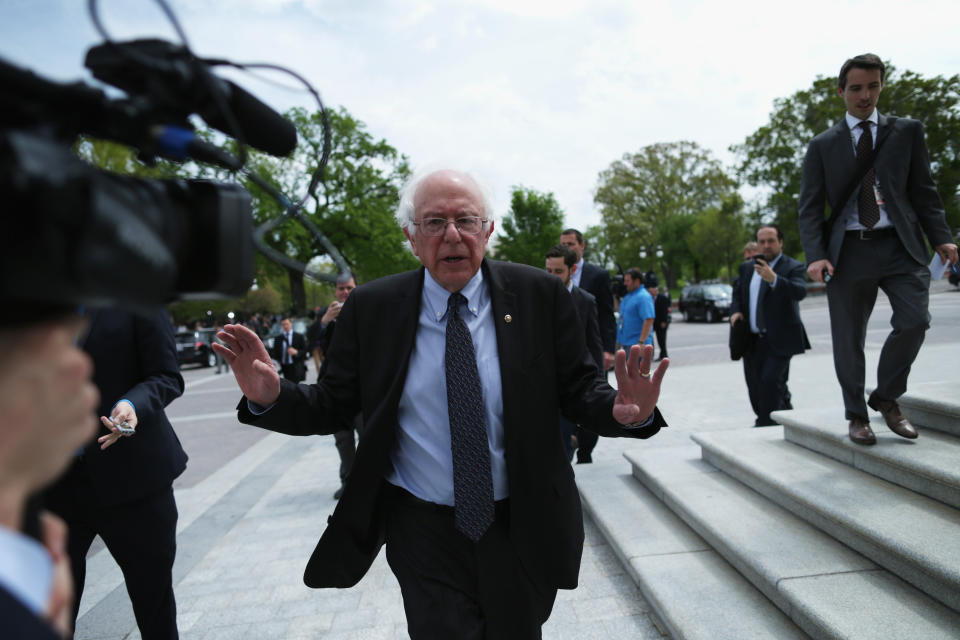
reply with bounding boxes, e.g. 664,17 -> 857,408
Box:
868,394 -> 918,439
849,418 -> 876,445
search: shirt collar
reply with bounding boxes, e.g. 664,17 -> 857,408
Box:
846,109 -> 879,130
423,268 -> 484,322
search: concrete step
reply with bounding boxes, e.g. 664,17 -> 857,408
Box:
626,443 -> 960,640
895,381 -> 960,437
774,408 -> 960,510
692,428 -> 960,613
575,461 -> 808,640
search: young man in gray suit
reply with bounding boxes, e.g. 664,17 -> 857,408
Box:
798,53 -> 958,445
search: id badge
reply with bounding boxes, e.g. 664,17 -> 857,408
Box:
874,183 -> 885,206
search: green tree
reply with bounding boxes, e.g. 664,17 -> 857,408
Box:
236,106 -> 418,313
688,194 -> 750,282
733,65 -> 960,255
594,141 -> 737,288
492,186 -> 565,267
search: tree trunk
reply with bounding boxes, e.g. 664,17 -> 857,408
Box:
286,266 -> 306,315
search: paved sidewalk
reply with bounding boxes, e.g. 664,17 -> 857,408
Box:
75,288 -> 959,639
76,412 -> 664,639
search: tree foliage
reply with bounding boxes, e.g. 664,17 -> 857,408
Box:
733,65 -> 960,255
492,186 -> 565,267
593,141 -> 737,288
234,106 -> 418,312
688,194 -> 750,282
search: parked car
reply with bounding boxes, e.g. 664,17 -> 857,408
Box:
175,328 -> 218,368
678,283 -> 733,323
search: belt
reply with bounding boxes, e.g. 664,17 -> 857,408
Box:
385,484 -> 509,517
845,227 -> 897,240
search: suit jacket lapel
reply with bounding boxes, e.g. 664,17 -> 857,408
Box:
875,112 -> 893,147
482,260 -> 521,442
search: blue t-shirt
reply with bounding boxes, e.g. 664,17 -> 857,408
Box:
617,287 -> 655,347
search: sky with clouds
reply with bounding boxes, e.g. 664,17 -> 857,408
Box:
2,0 -> 958,235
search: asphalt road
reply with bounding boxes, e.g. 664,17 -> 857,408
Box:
660,280 -> 960,367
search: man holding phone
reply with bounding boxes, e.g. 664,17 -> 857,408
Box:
730,224 -> 810,426
44,309 -> 186,640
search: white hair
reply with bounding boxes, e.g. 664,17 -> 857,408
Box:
394,166 -> 496,232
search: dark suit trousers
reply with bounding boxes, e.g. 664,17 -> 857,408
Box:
384,486 -> 555,640
46,484 -> 179,640
827,234 -> 930,420
742,334 -> 791,426
280,362 -> 305,383
654,323 -> 668,358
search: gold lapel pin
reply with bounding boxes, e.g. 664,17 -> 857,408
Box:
504,314 -> 512,324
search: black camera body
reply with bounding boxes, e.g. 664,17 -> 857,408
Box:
0,40 -> 283,317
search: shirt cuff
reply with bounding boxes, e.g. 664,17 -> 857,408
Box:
113,399 -> 135,414
624,412 -> 657,429
769,274 -> 778,288
247,399 -> 276,415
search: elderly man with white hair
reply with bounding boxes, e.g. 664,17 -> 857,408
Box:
215,168 -> 669,639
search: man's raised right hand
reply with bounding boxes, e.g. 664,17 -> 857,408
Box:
214,324 -> 282,406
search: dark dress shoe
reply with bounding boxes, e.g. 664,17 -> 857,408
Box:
849,418 -> 876,445
868,394 -> 918,439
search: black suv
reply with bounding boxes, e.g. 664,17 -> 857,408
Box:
175,328 -> 218,368
678,283 -> 733,323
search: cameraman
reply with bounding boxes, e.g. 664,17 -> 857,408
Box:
0,318 -> 99,639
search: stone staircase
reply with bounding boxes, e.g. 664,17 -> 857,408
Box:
576,382 -> 960,639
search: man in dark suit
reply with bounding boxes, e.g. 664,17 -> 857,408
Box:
45,309 -> 186,640
315,273 -> 360,499
798,53 -> 958,445
560,229 -> 616,371
216,169 -> 669,638
649,275 -> 671,361
544,243 -> 605,462
730,224 -> 810,427
270,316 -> 308,383
0,318 -> 99,639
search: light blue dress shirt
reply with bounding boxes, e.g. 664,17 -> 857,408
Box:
749,253 -> 781,334
385,269 -> 508,505
0,524 -> 53,616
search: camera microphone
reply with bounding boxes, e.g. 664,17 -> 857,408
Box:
84,39 -> 297,157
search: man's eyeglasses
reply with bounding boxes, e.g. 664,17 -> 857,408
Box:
413,216 -> 487,237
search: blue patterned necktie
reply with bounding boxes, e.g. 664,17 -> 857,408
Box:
445,292 -> 494,542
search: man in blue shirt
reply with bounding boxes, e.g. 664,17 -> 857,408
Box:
216,168 -> 670,639
617,268 -> 655,349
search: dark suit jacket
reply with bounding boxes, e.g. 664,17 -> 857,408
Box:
571,286 -> 604,375
578,261 -> 615,354
730,256 -> 810,358
48,309 -> 186,508
271,331 -> 308,366
654,291 -> 671,325
798,113 -> 952,267
0,586 -> 60,640
238,259 -> 664,594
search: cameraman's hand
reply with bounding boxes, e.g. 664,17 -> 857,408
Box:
0,319 -> 98,499
98,400 -> 137,450
214,324 -> 281,406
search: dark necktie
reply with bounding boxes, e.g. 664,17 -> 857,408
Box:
857,121 -> 880,229
445,293 -> 494,542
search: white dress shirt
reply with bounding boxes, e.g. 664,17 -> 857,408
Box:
844,109 -> 893,230
749,254 -> 781,334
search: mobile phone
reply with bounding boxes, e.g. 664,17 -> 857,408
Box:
753,255 -> 765,265
110,417 -> 135,436
822,268 -> 832,283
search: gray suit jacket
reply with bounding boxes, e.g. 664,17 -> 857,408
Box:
798,113 -> 952,267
